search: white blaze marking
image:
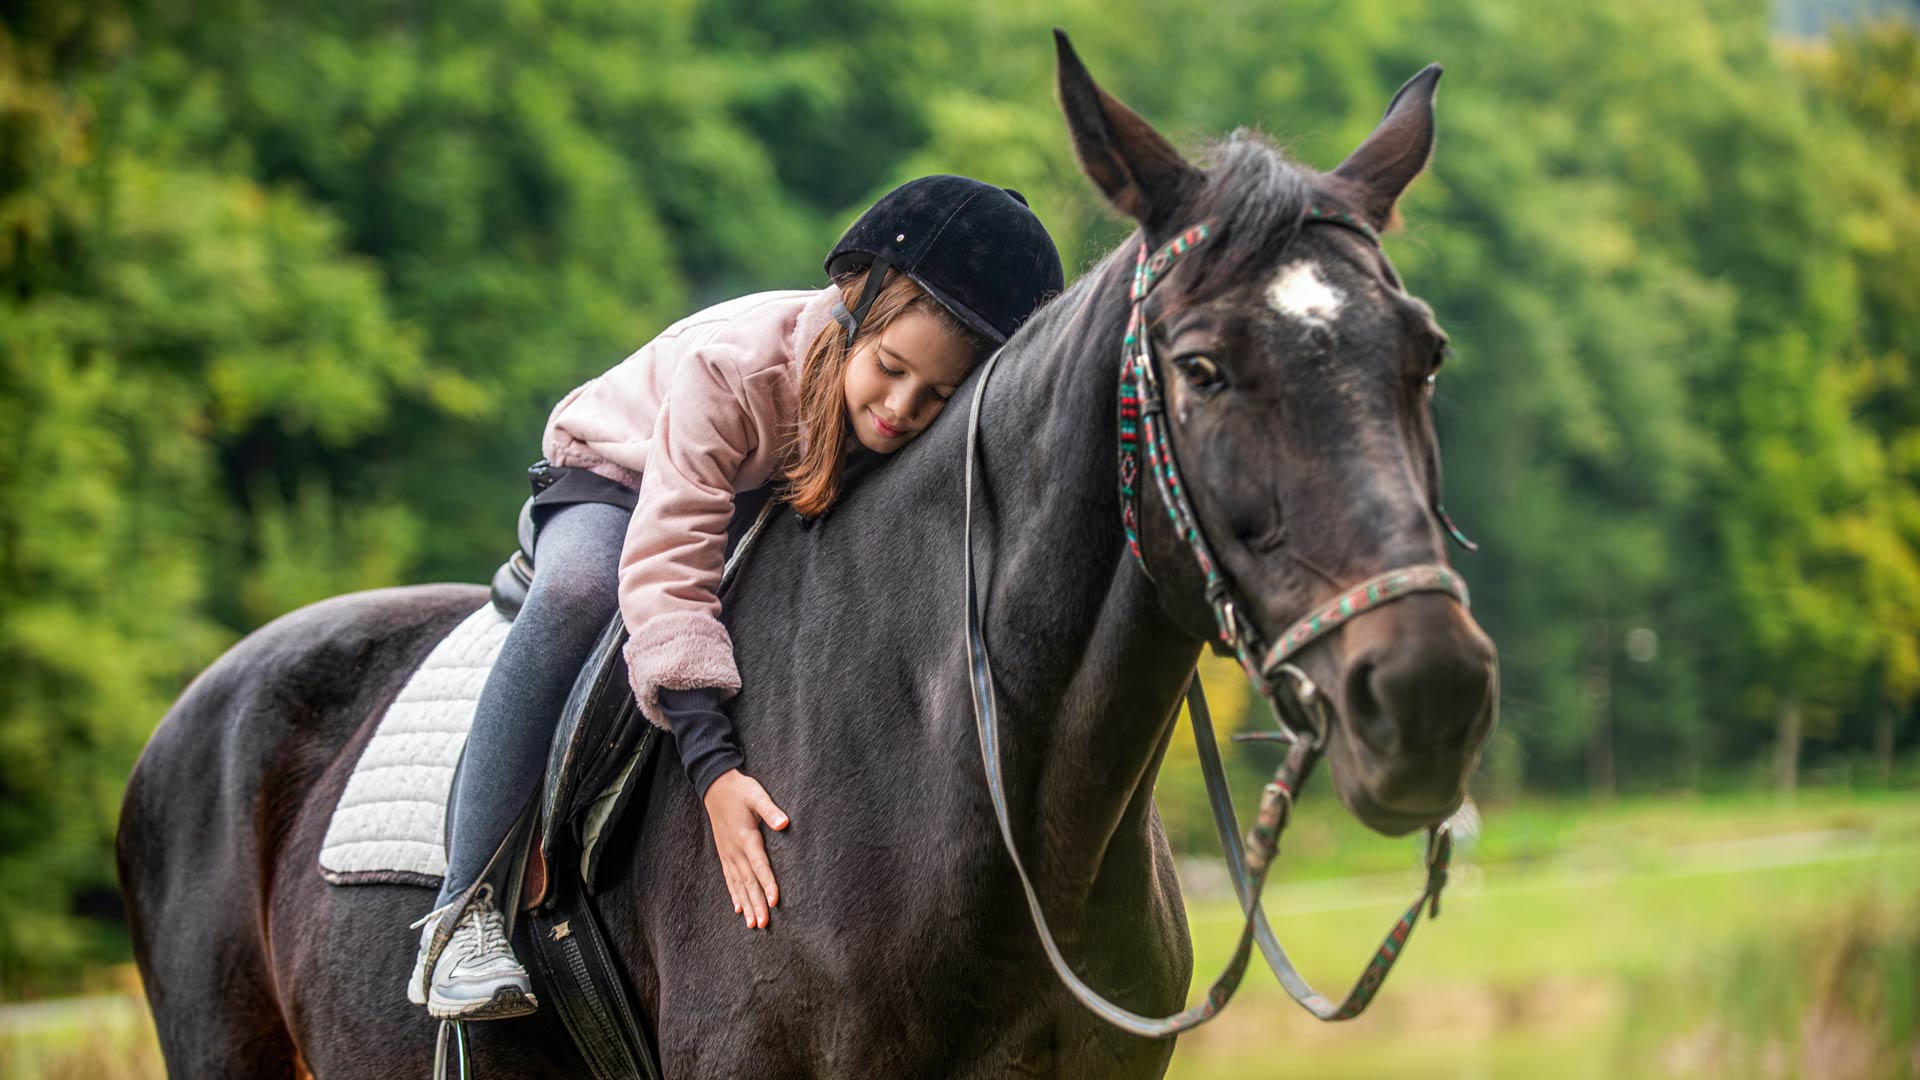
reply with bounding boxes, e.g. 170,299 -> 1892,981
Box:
1265,260 -> 1345,327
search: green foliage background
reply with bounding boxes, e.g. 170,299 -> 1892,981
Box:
2,0 -> 1916,992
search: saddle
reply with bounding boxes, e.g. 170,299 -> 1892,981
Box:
485,483 -> 776,900
450,484 -> 777,1080
485,495 -> 638,906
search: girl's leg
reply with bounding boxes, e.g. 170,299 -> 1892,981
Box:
433,499 -> 630,909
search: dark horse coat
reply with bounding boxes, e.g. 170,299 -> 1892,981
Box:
119,31 -> 1496,1080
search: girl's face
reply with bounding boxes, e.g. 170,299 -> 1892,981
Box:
842,307 -> 977,453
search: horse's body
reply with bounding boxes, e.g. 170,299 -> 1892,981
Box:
119,213 -> 1199,1080
120,34 -> 1495,1079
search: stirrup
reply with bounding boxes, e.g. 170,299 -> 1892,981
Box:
434,1019 -> 472,1080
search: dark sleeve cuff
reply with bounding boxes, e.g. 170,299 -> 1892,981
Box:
658,686 -> 745,799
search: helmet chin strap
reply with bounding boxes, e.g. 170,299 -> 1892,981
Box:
830,255 -> 893,348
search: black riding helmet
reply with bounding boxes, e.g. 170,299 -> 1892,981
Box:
825,174 -> 1066,348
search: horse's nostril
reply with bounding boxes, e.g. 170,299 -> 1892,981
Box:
1342,654 -> 1399,755
1355,634 -> 1496,757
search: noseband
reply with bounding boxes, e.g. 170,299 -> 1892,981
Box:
962,206 -> 1478,1037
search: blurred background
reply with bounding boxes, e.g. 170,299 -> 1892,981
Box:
3,0 -> 1917,1076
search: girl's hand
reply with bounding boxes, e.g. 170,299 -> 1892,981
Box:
701,769 -> 789,929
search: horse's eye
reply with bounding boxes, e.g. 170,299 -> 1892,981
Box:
1172,354 -> 1226,392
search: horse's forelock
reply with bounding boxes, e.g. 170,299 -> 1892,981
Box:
1179,130 -> 1315,304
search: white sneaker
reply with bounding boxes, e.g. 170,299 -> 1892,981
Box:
406,884 -> 539,1020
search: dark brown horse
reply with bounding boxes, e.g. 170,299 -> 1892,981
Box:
118,31 -> 1495,1079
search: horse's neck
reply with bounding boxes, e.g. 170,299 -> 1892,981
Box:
974,255 -> 1202,900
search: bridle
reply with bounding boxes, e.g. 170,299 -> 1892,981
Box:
1118,212 -> 1474,721
962,204 -> 1483,1036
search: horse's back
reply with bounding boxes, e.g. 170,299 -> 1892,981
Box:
117,583 -> 485,1077
121,583 -> 485,867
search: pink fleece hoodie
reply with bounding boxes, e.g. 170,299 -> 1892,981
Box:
540,285 -> 843,728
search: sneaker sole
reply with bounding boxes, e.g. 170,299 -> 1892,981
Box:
428,984 -> 540,1021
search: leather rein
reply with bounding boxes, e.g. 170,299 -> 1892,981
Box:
962,208 -> 1474,1036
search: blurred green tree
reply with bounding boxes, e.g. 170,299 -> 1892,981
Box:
2,0 -> 1916,992
1,0 -> 429,988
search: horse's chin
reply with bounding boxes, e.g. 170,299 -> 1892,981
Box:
1326,734 -> 1475,837
1335,779 -> 1461,837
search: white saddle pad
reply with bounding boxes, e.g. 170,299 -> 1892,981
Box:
319,603 -> 511,885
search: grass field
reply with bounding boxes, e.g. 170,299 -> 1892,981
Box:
1165,789 -> 1920,1079
5,790 -> 1917,1078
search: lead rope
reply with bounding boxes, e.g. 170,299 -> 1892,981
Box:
1189,676 -> 1452,1019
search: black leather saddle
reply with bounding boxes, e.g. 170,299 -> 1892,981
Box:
486,496 -> 539,621
480,482 -> 778,903
473,493 -> 639,897
452,485 -> 775,1080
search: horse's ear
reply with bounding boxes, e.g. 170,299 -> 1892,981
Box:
1332,64 -> 1443,229
1054,28 -> 1203,235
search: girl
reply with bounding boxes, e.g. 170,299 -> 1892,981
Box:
407,174 -> 1065,1020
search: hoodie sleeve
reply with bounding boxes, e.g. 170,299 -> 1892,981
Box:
618,345 -> 756,728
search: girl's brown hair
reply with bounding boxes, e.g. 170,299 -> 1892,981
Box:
781,267 -> 989,517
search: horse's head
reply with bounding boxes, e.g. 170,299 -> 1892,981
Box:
1056,31 -> 1497,836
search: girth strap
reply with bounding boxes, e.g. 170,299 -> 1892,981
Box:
525,833 -> 661,1080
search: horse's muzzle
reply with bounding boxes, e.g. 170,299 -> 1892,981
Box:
1327,593 -> 1498,833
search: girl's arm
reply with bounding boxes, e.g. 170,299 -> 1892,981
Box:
617,345 -> 756,722
657,686 -> 744,795
659,686 -> 786,929
617,345 -> 788,928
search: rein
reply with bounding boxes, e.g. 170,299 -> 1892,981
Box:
962,208 -> 1473,1036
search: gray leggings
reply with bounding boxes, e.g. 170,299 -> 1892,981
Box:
435,499 -> 630,908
